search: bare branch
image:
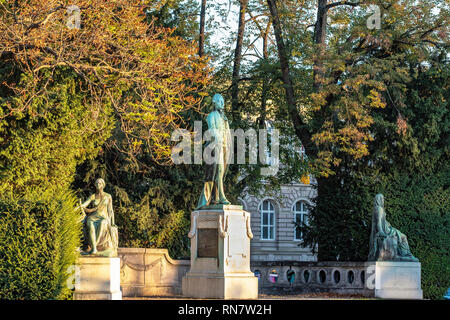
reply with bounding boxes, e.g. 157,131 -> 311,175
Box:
326,1 -> 361,10
422,39 -> 449,49
24,5 -> 64,35
420,24 -> 445,39
245,13 -> 267,24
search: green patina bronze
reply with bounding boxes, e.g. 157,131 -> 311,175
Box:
368,193 -> 418,262
79,178 -> 118,257
196,93 -> 232,209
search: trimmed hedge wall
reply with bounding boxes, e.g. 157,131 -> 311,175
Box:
0,192 -> 81,300
381,169 -> 450,300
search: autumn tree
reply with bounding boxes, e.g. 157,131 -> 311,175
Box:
0,0 -> 210,196
69,0 -> 211,258
0,0 -> 210,274
206,0 -> 448,298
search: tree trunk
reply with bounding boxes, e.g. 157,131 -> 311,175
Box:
266,0 -> 313,150
258,20 -> 271,128
313,0 -> 328,92
231,0 -> 248,125
228,0 -> 249,195
198,0 -> 207,57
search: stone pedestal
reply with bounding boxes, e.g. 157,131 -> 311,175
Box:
371,261 -> 423,299
182,205 -> 258,299
74,257 -> 122,300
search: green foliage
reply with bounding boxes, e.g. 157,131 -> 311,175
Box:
302,54 -> 449,299
0,0 -> 208,267
68,0 -> 209,259
146,0 -> 200,41
0,191 -> 82,300
305,174 -> 374,262
381,169 -> 450,300
114,176 -> 193,259
0,66 -> 113,197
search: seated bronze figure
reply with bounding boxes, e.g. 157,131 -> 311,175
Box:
80,178 -> 118,257
368,193 -> 418,262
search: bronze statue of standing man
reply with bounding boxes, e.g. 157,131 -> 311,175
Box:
196,94 -> 231,208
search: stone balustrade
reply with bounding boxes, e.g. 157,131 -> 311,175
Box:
118,248 -> 374,297
250,261 -> 373,297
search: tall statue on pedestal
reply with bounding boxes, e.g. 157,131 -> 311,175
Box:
368,193 -> 418,262
74,178 -> 122,300
196,93 -> 232,208
183,93 -> 258,299
79,178 -> 118,257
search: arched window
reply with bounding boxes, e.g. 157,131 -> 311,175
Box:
293,201 -> 309,241
237,199 -> 247,211
259,200 -> 275,240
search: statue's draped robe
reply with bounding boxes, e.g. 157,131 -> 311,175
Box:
368,195 -> 417,261
82,193 -> 118,255
197,110 -> 231,208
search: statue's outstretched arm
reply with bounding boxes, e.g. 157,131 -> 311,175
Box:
80,194 -> 97,213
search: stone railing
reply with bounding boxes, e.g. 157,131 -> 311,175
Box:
118,248 -> 373,297
250,261 -> 374,297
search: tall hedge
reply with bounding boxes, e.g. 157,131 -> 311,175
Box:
0,191 -> 81,300
381,168 -> 450,300
308,166 -> 449,300
302,52 -> 449,299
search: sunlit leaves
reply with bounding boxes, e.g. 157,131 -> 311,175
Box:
0,0 -> 211,195
0,0 -> 211,166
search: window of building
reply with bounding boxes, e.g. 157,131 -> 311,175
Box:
293,200 -> 309,241
260,200 -> 275,240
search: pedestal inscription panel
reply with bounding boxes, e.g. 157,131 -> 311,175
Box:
197,228 -> 218,258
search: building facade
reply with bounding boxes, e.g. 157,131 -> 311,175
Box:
240,181 -> 318,262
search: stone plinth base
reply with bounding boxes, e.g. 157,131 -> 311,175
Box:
182,272 -> 258,299
182,205 -> 258,299
74,256 -> 122,300
372,261 -> 423,299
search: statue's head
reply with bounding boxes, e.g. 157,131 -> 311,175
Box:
374,193 -> 384,207
95,178 -> 105,191
212,93 -> 224,112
